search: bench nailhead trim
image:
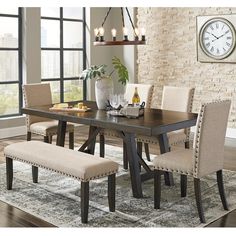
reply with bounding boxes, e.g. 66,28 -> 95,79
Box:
4,154 -> 118,182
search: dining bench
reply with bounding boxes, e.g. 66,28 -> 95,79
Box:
4,141 -> 119,223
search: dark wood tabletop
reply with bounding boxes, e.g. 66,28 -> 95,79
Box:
22,100 -> 197,136
22,100 -> 198,198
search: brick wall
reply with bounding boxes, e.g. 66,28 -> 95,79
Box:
137,7 -> 236,128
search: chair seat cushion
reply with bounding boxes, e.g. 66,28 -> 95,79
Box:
136,129 -> 187,146
153,149 -> 193,175
30,120 -> 74,136
4,141 -> 119,182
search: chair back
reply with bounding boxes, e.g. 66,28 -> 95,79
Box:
23,83 -> 52,127
124,83 -> 154,108
161,86 -> 195,112
193,100 -> 231,178
161,86 -> 195,138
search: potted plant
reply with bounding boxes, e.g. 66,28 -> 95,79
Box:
80,56 -> 129,109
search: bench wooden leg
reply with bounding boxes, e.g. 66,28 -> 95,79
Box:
108,174 -> 116,212
32,166 -> 38,183
6,157 -> 13,190
81,181 -> 89,223
154,169 -> 161,209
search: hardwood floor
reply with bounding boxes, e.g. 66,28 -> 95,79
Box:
0,125 -> 236,227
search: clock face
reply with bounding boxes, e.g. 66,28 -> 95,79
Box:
200,18 -> 236,59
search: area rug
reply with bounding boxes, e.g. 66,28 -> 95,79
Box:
0,144 -> 236,227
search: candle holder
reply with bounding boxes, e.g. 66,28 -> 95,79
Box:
124,35 -> 128,41
93,8 -> 146,46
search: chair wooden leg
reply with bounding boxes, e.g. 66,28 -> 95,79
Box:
108,174 -> 116,212
27,131 -> 31,141
123,141 -> 128,170
216,170 -> 229,210
32,166 -> 38,183
185,141 -> 190,149
69,132 -> 74,150
81,181 -> 89,223
44,136 -> 49,143
154,170 -> 161,209
194,178 -> 206,223
99,134 -> 105,157
137,141 -> 143,158
181,174 -> 187,197
48,135 -> 53,144
6,157 -> 13,190
144,143 -> 151,161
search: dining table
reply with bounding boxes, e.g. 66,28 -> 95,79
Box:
22,100 -> 198,198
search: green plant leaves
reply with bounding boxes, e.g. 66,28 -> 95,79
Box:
80,57 -> 129,86
80,64 -> 107,80
112,56 -> 129,85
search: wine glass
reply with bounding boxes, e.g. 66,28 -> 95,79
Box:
109,94 -> 119,110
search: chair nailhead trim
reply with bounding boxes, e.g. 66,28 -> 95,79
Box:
193,99 -> 231,178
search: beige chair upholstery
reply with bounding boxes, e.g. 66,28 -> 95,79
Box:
137,86 -> 195,157
124,83 -> 154,108
153,100 -> 231,223
23,83 -> 74,147
100,84 -> 154,161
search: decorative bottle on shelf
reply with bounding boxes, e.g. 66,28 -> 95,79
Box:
132,87 -> 140,107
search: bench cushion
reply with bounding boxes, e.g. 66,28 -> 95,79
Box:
4,141 -> 118,182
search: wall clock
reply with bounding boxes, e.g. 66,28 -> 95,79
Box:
197,15 -> 236,63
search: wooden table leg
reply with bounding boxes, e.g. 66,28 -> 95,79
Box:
123,132 -> 143,198
158,133 -> 174,186
86,126 -> 97,155
56,120 -> 67,147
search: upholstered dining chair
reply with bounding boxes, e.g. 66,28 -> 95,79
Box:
153,100 -> 231,223
137,86 -> 195,161
23,83 -> 74,149
99,83 -> 154,169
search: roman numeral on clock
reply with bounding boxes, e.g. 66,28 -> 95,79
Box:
226,42 -> 231,47
210,46 -> 214,52
206,42 -> 210,48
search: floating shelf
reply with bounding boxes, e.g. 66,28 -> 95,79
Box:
93,40 -> 146,46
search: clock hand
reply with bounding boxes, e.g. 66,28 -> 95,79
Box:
206,31 -> 219,39
212,32 -> 230,42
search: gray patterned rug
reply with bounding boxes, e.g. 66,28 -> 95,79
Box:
0,144 -> 236,227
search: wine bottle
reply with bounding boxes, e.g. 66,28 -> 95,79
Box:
132,87 -> 140,107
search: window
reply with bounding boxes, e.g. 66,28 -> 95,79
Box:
41,7 -> 86,103
0,8 -> 22,117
